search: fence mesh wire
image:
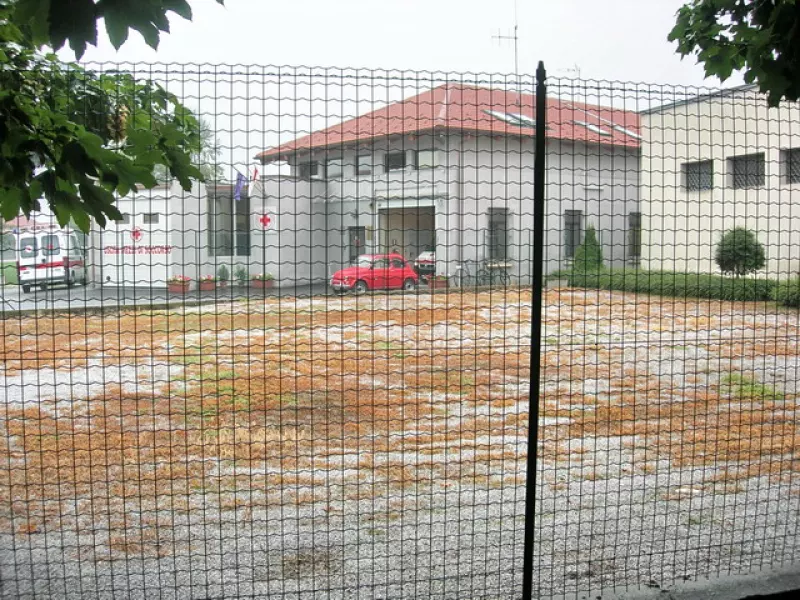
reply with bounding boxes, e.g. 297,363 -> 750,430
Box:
1,65 -> 799,599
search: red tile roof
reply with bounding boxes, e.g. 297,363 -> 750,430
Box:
256,84 -> 640,162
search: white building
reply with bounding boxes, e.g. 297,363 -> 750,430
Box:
91,180 -> 213,287
245,84 -> 642,286
641,85 -> 800,279
87,84 -> 642,289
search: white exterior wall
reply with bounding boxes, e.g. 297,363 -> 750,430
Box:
170,181 -> 212,282
91,180 -> 210,287
249,175 -> 327,286
545,140 -> 641,272
641,89 -> 800,279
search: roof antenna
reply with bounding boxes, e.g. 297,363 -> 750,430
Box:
492,0 -> 520,96
555,63 -> 582,79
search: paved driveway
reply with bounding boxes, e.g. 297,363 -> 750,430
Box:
0,282 -> 330,315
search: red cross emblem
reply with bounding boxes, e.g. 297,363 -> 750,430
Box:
131,228 -> 143,242
259,214 -> 272,229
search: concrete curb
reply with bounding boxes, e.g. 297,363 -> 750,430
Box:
0,283 -> 525,320
542,564 -> 800,600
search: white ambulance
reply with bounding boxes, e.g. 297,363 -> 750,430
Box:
15,228 -> 88,292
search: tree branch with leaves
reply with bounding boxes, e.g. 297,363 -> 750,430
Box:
671,0 -> 800,106
0,0 -> 225,231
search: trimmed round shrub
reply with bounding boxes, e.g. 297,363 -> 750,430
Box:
715,227 -> 766,278
774,278 -> 800,308
572,225 -> 605,272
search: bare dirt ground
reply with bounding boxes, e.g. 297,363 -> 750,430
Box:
1,289 -> 798,599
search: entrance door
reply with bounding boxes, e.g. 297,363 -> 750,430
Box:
378,207 -> 435,260
348,226 -> 366,262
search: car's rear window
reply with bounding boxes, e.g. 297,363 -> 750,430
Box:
355,256 -> 372,268
41,234 -> 60,256
19,237 -> 37,259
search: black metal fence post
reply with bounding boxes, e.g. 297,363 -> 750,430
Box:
522,60 -> 547,600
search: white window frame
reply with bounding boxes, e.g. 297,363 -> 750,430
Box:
326,158 -> 344,179
356,154 -> 374,176
415,149 -> 437,170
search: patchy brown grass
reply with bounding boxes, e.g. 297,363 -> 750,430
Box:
1,288 -> 798,555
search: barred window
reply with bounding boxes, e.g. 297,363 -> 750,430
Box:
729,153 -> 765,189
384,151 -> 407,172
488,208 -> 509,260
296,161 -> 319,179
628,211 -> 642,259
683,160 -> 713,191
784,148 -> 800,184
564,209 -> 583,259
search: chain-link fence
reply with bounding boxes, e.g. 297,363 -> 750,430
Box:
1,64 -> 799,599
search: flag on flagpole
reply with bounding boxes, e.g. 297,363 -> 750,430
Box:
233,171 -> 246,202
252,166 -> 259,182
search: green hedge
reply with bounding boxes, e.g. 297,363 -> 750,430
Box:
567,269 -> 777,302
774,278 -> 800,308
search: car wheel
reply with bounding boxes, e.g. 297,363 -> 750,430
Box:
22,285 -> 31,293
81,276 -> 88,286
40,283 -> 48,291
66,272 -> 75,287
403,278 -> 417,292
353,280 -> 368,294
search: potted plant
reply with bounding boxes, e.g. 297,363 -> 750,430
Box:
198,274 -> 217,291
167,275 -> 191,294
234,265 -> 248,286
427,274 -> 449,290
251,273 -> 275,290
217,264 -> 229,288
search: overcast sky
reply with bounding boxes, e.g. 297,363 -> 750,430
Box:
55,0 -> 744,179
69,0 -> 741,89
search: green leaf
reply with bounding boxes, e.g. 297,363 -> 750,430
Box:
13,0 -> 51,46
28,179 -> 43,202
51,193 -> 75,228
47,0 -> 98,57
70,207 -> 91,233
77,131 -> 108,161
79,180 -> 115,211
126,127 -> 158,150
62,140 -> 97,176
102,6 -> 130,49
162,0 -> 193,20
0,188 -> 23,221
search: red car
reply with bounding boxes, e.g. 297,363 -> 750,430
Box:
330,253 -> 419,294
